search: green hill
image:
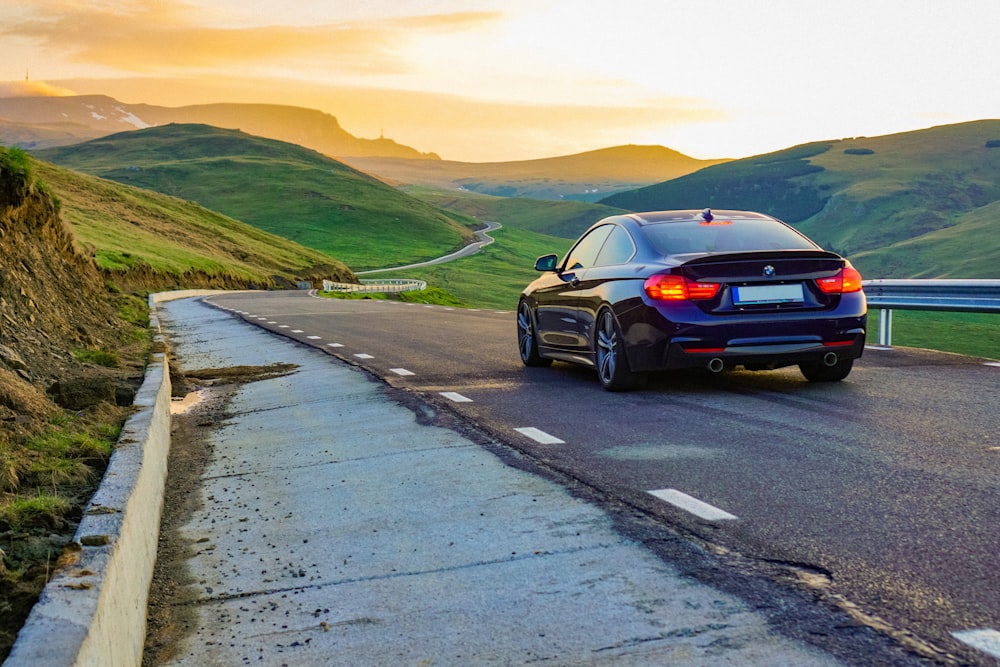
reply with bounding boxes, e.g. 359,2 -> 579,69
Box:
601,121 -> 1000,279
34,124 -> 475,271
29,156 -> 354,291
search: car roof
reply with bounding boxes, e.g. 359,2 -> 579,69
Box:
624,210 -> 778,225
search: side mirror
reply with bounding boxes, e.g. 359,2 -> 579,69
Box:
534,254 -> 559,272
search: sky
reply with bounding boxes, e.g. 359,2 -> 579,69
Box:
1,0 -> 998,162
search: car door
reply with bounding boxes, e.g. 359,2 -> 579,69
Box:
574,224 -> 639,346
534,224 -> 614,352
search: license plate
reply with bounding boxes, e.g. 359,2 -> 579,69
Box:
733,283 -> 804,305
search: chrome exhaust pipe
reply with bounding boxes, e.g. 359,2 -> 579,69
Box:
823,352 -> 839,367
706,358 -> 725,373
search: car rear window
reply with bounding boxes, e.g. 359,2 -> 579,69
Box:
640,218 -> 818,255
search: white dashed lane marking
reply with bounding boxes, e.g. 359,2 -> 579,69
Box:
390,368 -> 415,376
440,392 -> 472,403
291,329 -> 304,333
514,427 -> 564,445
354,353 -> 374,359
647,489 -> 738,521
307,335 -> 322,340
327,343 -> 344,348
952,629 -> 1000,659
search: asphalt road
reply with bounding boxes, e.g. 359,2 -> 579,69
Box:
205,289 -> 1000,666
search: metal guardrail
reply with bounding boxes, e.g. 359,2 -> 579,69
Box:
862,279 -> 1000,347
322,278 -> 427,294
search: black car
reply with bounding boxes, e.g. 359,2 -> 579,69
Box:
517,209 -> 867,390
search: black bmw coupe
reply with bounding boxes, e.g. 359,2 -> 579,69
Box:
517,209 -> 867,390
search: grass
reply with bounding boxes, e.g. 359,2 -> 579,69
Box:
369,225 -> 572,311
1,413 -> 120,526
0,494 -> 71,533
318,286 -> 466,307
72,349 -> 119,367
866,310 -> 999,360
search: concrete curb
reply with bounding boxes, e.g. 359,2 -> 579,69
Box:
3,290 -> 223,667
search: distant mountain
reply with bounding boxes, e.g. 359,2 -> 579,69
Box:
0,94 -> 435,159
1,94 -> 725,201
344,145 -> 727,202
600,121 -> 1000,279
34,124 -> 473,271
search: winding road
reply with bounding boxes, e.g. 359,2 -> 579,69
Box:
356,220 -> 502,275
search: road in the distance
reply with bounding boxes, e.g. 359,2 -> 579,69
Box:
205,290 -> 1000,666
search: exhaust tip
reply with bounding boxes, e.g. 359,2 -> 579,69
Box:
823,352 -> 839,367
706,358 -> 725,373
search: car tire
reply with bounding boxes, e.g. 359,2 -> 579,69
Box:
517,300 -> 552,367
799,357 -> 854,382
595,309 -> 646,391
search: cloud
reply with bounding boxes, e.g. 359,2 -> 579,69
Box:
0,80 -> 77,97
1,3 -> 503,77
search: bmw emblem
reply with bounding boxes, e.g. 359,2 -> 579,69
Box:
762,265 -> 776,278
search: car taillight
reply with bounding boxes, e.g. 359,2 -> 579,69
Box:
644,274 -> 720,300
816,265 -> 864,294
842,265 -> 863,292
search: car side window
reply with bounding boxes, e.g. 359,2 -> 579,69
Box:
563,225 -> 614,270
594,225 -> 636,266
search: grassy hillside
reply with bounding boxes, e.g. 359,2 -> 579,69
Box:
601,121 -> 1000,279
344,145 -> 727,202
851,200 -> 1000,278
31,157 -> 355,289
34,124 -> 476,271
374,225 -> 574,311
408,186 -> 626,239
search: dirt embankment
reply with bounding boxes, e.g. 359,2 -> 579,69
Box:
0,154 -> 154,656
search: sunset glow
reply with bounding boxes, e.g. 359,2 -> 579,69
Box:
2,0 -> 998,162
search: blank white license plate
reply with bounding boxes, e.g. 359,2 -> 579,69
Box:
733,283 -> 804,305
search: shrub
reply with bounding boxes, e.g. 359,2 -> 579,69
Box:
0,147 -> 33,180
844,148 -> 875,155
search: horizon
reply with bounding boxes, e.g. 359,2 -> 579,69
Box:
2,1 -> 999,163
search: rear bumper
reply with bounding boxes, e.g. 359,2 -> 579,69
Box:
621,298 -> 867,372
660,334 -> 866,371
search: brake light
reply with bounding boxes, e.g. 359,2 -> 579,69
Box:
644,274 -> 721,300
842,265 -> 863,292
816,265 -> 864,294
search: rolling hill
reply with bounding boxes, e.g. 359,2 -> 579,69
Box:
28,154 -> 355,291
0,94 -> 432,159
1,94 -> 725,202
344,145 -> 727,202
600,121 -> 1000,279
33,124 -> 476,271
